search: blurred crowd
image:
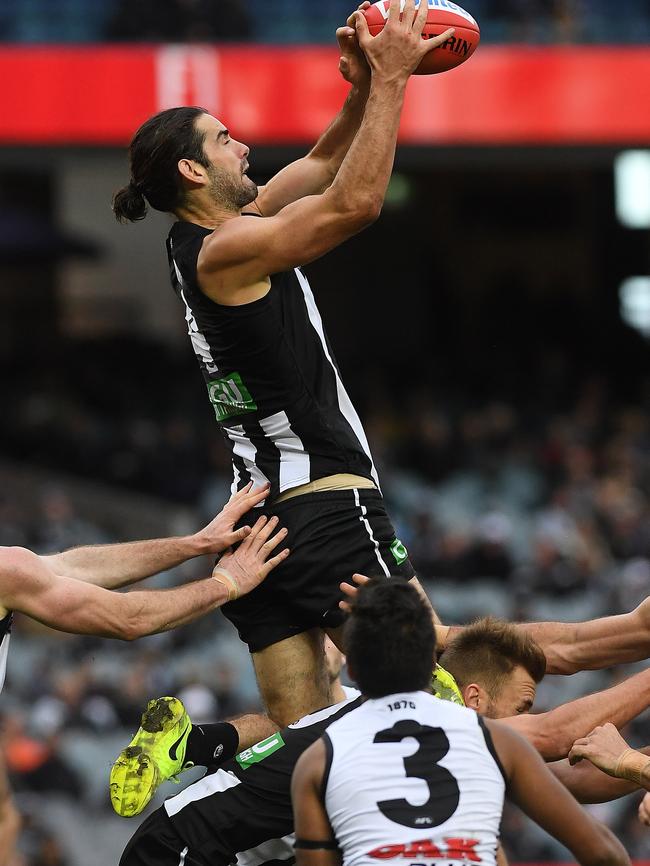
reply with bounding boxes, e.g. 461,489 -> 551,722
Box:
0,0 -> 648,44
2,345 -> 650,860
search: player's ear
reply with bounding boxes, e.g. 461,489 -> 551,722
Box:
178,158 -> 207,186
463,683 -> 481,711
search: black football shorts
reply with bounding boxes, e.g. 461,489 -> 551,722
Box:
221,487 -> 415,652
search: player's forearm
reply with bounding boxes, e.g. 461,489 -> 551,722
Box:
326,77 -> 405,218
549,752 -> 650,804
46,576 -> 231,641
43,535 -> 205,589
529,669 -> 650,761
514,601 -> 650,674
309,84 -> 370,181
115,576 -> 230,639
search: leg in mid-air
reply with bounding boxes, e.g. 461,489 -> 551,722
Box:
110,635 -> 348,818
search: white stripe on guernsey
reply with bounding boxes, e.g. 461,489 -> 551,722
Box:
225,425 -> 272,490
230,461 -> 242,497
178,847 -> 188,866
178,284 -> 219,375
259,410 -> 310,492
353,488 -> 390,577
169,247 -> 218,375
294,269 -> 380,488
289,689 -> 360,729
235,835 -> 295,866
165,768 -> 241,817
0,633 -> 9,694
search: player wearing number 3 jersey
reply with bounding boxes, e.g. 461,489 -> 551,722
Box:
292,581 -> 630,866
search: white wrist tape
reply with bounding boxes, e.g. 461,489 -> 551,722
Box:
212,567 -> 240,603
615,748 -> 650,786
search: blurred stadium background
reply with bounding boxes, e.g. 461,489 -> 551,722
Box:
1,0 -> 650,863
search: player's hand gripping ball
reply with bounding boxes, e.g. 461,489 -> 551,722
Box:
362,0 -> 480,74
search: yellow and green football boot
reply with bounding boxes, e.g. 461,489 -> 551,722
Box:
109,696 -> 193,817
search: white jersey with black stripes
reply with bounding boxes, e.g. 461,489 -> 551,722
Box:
322,691 -> 506,866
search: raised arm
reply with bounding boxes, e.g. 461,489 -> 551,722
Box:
292,738 -> 342,866
198,1 -> 454,302
489,721 -> 629,866
251,10 -> 371,217
434,601 -> 650,676
513,601 -> 650,674
41,482 -> 269,589
498,667 -> 650,761
0,517 -> 288,640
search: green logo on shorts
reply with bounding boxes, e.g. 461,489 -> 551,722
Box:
235,732 -> 285,770
390,539 -> 408,566
207,372 -> 257,422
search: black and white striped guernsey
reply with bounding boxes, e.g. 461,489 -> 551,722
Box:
0,611 -> 13,694
167,220 -> 379,502
163,688 -> 363,866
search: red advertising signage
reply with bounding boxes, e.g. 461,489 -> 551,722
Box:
2,45 -> 650,145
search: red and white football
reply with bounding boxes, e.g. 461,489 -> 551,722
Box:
362,0 -> 480,75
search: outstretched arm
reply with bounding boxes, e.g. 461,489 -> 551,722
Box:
198,4 -> 454,302
512,601 -> 650,674
432,603 -> 650,676
489,720 -> 629,866
499,667 -> 650,762
569,723 -> 650,791
0,517 -> 288,640
251,10 -> 371,217
549,745 -> 650,804
41,482 -> 269,590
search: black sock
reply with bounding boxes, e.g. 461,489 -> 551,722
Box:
185,722 -> 240,768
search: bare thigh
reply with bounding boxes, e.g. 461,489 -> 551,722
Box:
251,628 -> 333,727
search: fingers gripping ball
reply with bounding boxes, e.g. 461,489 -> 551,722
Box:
362,0 -> 480,74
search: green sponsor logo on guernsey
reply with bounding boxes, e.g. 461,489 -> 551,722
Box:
207,372 -> 257,422
390,538 -> 408,566
235,732 -> 285,770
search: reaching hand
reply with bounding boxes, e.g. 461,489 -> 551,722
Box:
569,723 -> 633,776
337,3 -> 371,87
338,572 -> 372,614
193,482 -> 270,555
353,0 -> 454,84
213,515 -> 289,599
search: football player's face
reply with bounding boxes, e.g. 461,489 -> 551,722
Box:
484,666 -> 537,720
196,114 -> 257,208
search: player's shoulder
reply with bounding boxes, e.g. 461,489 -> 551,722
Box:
0,547 -> 45,606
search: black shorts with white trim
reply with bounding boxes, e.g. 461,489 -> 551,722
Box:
222,488 -> 415,652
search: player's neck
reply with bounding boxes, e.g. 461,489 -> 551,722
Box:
176,197 -> 241,229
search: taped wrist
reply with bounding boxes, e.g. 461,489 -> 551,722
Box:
213,567 -> 240,602
614,748 -> 650,785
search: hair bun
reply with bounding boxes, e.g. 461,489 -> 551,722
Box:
112,181 -> 148,223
